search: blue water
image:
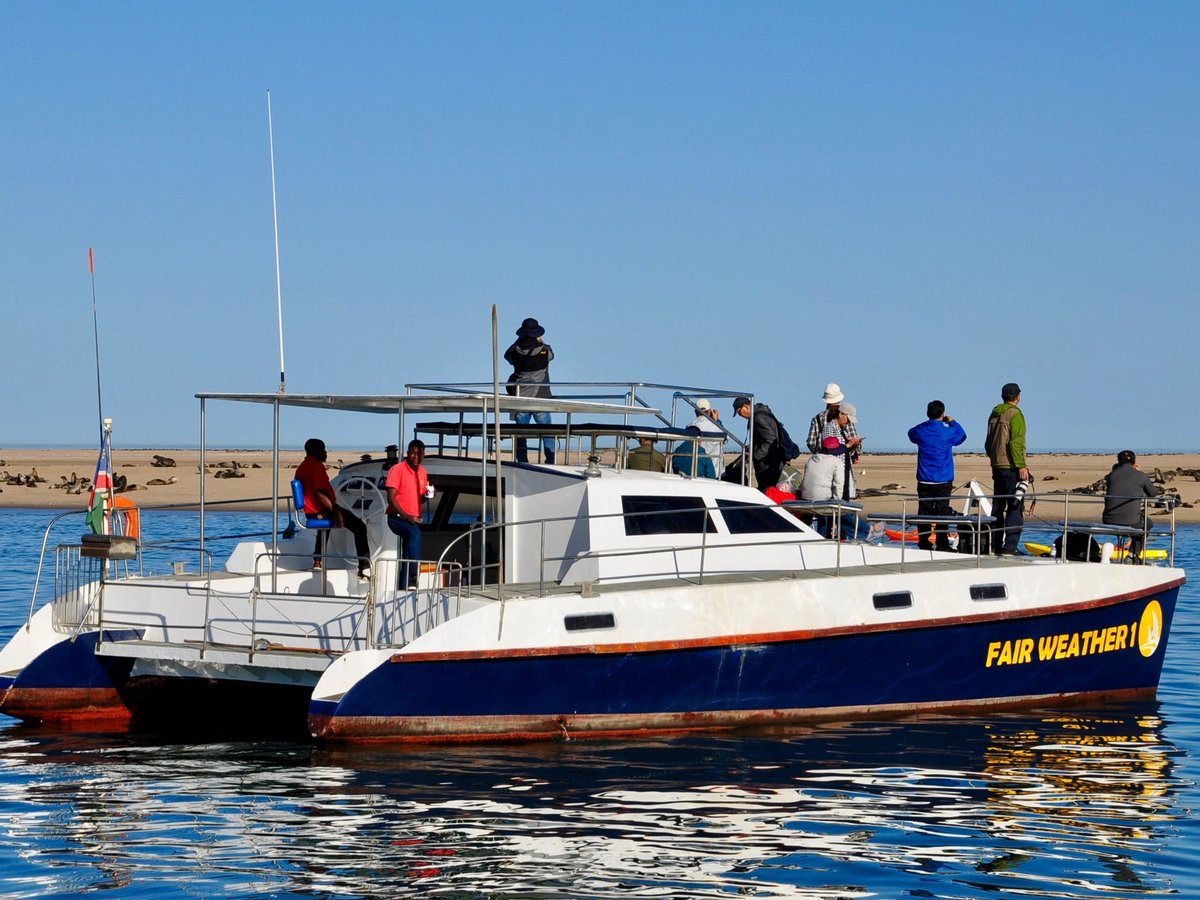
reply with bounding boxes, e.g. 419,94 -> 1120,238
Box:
1,508 -> 1197,898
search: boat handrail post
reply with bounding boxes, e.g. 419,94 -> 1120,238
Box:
539,519 -> 547,598
1059,491 -> 1070,563
27,510 -> 85,630
974,504 -> 983,567
199,397 -> 206,579
270,395 -> 281,595
365,578 -> 376,651
199,578 -> 214,660
1168,499 -> 1176,566
834,506 -> 842,573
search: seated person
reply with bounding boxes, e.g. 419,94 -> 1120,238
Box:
801,434 -> 855,502
1103,449 -> 1162,561
670,428 -> 716,478
295,438 -> 371,579
627,436 -> 667,472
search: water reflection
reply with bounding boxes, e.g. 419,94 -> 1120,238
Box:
0,702 -> 1183,898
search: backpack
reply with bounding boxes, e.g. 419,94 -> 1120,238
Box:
774,415 -> 801,461
1054,532 -> 1102,562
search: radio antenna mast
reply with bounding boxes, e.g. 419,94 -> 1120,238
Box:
267,90 -> 286,394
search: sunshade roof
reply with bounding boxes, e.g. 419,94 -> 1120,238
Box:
195,392 -> 657,417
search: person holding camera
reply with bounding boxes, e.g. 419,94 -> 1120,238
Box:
907,401 -> 967,551
984,382 -> 1030,555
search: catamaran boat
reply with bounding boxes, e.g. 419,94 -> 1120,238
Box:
0,383 -> 1186,742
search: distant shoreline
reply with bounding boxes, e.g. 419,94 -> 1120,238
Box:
3,447 -> 1198,524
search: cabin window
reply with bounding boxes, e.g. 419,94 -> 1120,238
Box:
969,583 -> 1007,601
564,613 -> 616,632
422,475 -> 502,529
717,499 -> 804,534
621,496 -> 715,536
873,591 -> 912,610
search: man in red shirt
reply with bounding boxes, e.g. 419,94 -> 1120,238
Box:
386,439 -> 431,589
295,438 -> 372,578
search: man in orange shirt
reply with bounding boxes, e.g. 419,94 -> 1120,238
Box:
386,439 -> 431,589
295,438 -> 371,578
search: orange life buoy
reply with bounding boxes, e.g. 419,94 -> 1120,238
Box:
109,495 -> 141,541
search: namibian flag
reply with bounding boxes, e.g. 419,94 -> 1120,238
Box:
85,430 -> 113,535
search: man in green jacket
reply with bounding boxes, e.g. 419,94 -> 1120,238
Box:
984,382 -> 1030,555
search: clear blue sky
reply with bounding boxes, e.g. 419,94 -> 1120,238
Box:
3,2 -> 1196,452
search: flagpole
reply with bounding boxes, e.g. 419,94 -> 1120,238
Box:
89,247 -> 104,439
85,248 -> 115,538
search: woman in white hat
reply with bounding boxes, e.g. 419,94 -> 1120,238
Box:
801,384 -> 864,528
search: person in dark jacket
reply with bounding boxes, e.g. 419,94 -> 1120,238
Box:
1103,450 -> 1162,561
734,396 -> 782,493
504,317 -> 555,464
908,400 -> 967,551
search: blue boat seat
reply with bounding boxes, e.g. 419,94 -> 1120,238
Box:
290,479 -> 333,529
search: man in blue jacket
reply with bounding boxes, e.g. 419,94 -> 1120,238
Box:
907,400 -> 967,551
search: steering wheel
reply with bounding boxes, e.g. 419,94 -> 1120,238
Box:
337,475 -> 389,523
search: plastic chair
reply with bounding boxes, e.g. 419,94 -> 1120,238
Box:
290,479 -> 333,529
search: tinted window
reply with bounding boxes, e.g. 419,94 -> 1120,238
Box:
622,496 -> 715,536
873,591 -> 913,610
564,613 -> 616,632
970,584 -> 1007,601
717,499 -> 804,534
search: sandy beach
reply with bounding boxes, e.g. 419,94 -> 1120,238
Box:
2,446 -> 1198,524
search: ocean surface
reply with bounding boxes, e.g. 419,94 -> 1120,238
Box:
0,508 -> 1196,899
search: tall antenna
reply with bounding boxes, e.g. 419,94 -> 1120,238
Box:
267,90 -> 287,393
89,247 -> 104,437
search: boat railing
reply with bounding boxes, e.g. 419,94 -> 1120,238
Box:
406,380 -> 752,478
1020,489 -> 1178,564
422,487 -> 1183,606
869,488 -> 1177,565
51,547 -> 105,635
29,509 -> 90,629
428,501 -> 972,607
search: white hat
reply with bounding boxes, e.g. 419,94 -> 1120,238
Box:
822,383 -> 844,404
695,398 -> 711,410
839,402 -> 857,423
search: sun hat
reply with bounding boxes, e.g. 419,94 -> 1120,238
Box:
516,317 -> 545,337
839,402 -> 857,423
822,383 -> 844,405
695,398 -> 711,410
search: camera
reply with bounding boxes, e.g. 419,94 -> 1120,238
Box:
1013,480 -> 1031,504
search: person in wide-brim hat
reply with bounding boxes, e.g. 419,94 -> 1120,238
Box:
505,317 -> 555,464
516,317 -> 545,338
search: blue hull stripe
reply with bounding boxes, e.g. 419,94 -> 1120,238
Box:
314,590 -> 1178,734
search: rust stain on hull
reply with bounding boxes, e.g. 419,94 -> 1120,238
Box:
1,687 -> 133,725
309,686 -> 1157,745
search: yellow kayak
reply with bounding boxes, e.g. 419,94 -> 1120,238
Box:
1023,541 -> 1167,561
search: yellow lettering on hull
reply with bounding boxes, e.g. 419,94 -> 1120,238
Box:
985,603 -> 1161,668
